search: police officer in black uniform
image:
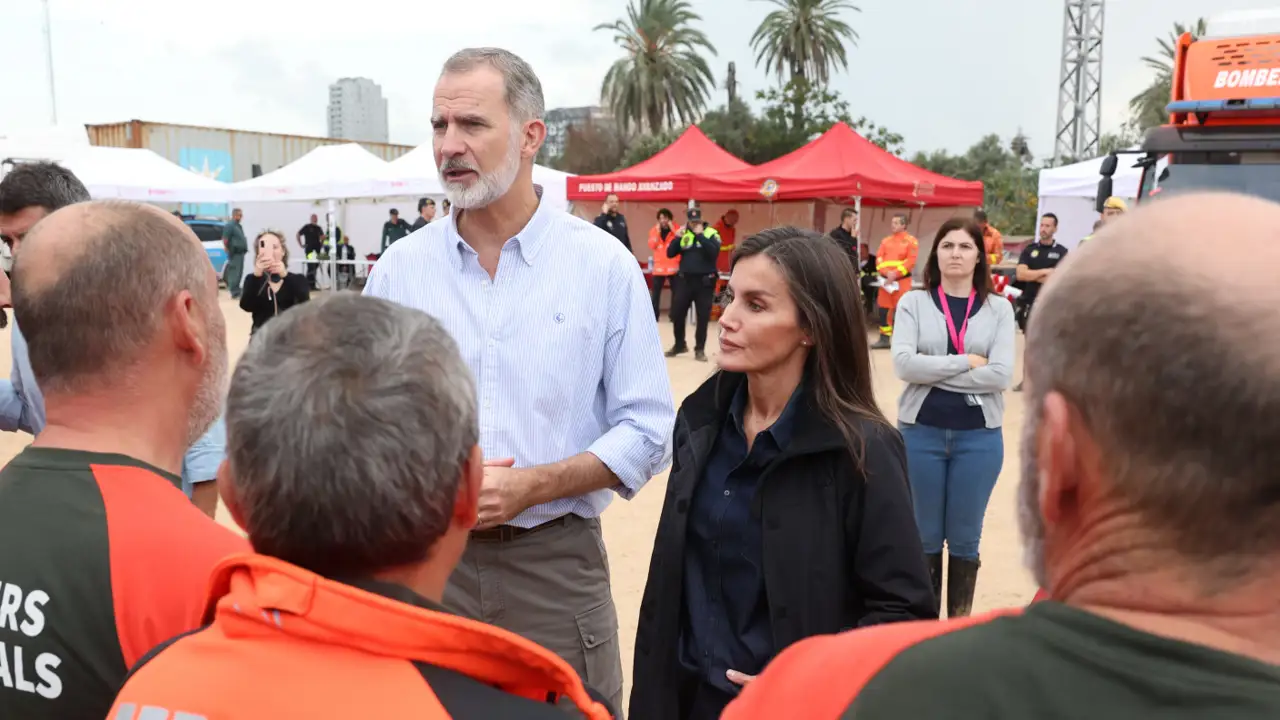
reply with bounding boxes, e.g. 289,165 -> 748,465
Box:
1013,212 -> 1068,391
666,207 -> 721,361
593,192 -> 632,251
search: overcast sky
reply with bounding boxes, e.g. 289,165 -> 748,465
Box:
2,0 -> 1276,160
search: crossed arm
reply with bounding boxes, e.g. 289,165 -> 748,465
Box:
891,297 -> 1016,394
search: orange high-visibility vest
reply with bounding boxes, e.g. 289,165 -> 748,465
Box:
648,224 -> 682,276
108,554 -> 613,720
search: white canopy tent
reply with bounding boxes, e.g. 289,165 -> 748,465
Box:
232,143 -> 401,202
60,146 -> 234,203
0,124 -> 91,167
1037,153 -> 1148,249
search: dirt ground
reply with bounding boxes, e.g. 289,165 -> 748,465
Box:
0,291 -> 1037,700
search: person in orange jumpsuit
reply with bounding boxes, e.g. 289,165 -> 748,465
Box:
871,213 -> 919,349
713,209 -> 739,274
647,208 -> 682,320
975,209 -> 1004,267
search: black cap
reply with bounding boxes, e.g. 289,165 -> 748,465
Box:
687,208 -> 703,223
390,208 -> 399,215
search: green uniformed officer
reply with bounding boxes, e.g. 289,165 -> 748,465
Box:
221,208 -> 249,299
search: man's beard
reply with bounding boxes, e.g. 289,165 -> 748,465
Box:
440,129 -> 522,211
1018,392 -> 1049,589
186,308 -> 228,446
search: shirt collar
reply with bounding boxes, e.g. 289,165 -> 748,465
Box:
728,379 -> 804,449
449,184 -> 549,269
337,577 -> 450,614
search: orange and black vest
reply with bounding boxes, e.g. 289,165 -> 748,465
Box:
724,603 -> 1280,718
0,447 -> 248,719
109,554 -> 614,719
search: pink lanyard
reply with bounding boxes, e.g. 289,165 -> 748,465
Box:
938,287 -> 976,354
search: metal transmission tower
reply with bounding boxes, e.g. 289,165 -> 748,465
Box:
1054,0 -> 1105,163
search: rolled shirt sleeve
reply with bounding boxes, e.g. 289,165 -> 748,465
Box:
587,253 -> 676,498
181,416 -> 226,497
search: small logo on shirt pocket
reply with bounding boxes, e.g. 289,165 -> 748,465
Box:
554,312 -> 566,324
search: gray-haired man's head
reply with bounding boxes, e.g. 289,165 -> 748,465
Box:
222,293 -> 482,578
433,48 -> 546,211
1019,192 -> 1280,595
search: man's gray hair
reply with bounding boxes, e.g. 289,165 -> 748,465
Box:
442,47 -> 545,122
1024,229 -> 1280,576
226,294 -> 479,578
13,200 -> 209,395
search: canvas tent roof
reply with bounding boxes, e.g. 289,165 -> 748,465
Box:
566,126 -> 752,202
700,122 -> 984,206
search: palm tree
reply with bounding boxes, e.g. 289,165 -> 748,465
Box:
1129,18 -> 1208,131
596,0 -> 717,135
750,0 -> 860,130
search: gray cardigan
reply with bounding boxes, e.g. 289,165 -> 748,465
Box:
891,288 -> 1016,429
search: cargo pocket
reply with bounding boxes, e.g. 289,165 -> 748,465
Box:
575,598 -> 622,703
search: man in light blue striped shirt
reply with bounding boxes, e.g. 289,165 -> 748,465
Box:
364,48 -> 674,712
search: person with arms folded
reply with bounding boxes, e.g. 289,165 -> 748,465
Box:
364,47 -> 673,714
0,162 -> 228,516
0,201 -> 246,719
109,294 -> 613,720
630,228 -> 936,720
891,219 -> 1015,617
724,193 -> 1280,720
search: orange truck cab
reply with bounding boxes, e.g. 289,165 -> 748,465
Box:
1098,11 -> 1280,209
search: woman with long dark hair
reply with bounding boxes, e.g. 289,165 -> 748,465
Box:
891,218 -> 1015,618
630,227 -> 936,720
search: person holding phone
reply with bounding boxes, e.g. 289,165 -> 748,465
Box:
240,230 -> 310,334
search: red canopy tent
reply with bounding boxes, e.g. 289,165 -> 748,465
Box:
699,122 -> 984,206
566,125 -> 752,202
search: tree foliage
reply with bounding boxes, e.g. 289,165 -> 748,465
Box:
596,0 -> 718,134
911,133 -> 1039,235
749,0 -> 861,129
551,119 -> 626,175
1129,18 -> 1208,132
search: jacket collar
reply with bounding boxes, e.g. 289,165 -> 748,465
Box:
681,371 -> 848,456
202,553 -> 610,718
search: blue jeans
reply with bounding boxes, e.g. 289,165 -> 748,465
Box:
899,423 -> 1004,559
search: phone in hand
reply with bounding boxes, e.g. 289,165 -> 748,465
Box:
260,239 -> 281,283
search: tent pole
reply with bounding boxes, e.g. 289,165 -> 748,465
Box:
854,195 -> 862,261
328,198 -> 337,292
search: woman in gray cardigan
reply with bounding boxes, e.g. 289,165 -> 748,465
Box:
891,218 -> 1015,618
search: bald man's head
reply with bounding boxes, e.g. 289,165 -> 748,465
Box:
14,201 -> 226,440
1020,193 -> 1280,588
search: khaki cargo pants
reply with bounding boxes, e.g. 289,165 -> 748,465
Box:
444,514 -> 624,715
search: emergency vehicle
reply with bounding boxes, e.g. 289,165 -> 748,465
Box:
1098,11 -> 1280,208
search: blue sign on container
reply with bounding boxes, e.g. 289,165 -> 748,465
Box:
178,147 -> 233,217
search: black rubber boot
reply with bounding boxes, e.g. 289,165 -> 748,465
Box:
947,555 -> 981,618
926,553 -> 943,616
870,334 -> 892,350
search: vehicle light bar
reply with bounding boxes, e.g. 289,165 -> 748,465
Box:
1167,97 -> 1280,114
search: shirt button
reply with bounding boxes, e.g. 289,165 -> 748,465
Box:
586,634 -> 596,645
723,490 -> 731,497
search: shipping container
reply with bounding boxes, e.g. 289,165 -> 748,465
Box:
85,120 -> 414,184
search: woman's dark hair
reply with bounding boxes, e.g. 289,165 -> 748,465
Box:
729,226 -> 887,467
923,218 -> 993,300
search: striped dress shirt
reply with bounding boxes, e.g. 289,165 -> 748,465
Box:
364,190 -> 675,528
